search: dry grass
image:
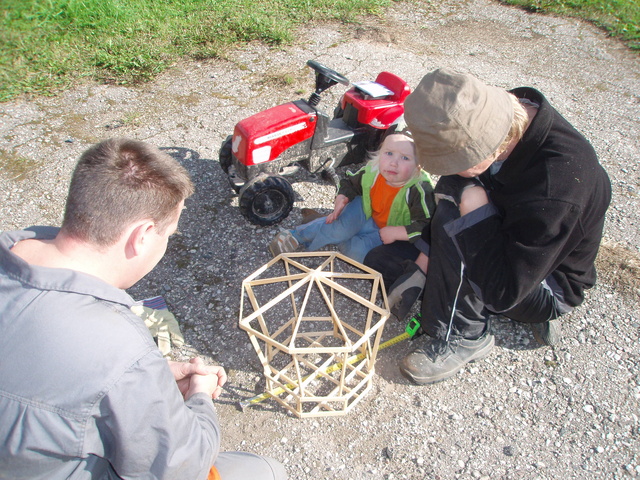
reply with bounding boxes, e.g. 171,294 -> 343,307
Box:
595,240 -> 640,299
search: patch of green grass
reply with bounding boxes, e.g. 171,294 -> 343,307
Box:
0,0 -> 389,101
499,0 -> 639,50
1,0 -> 637,101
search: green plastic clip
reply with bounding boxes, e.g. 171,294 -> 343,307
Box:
405,315 -> 422,337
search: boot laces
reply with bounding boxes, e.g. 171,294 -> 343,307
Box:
419,336 -> 459,362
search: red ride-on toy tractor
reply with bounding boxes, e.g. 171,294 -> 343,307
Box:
219,60 -> 411,226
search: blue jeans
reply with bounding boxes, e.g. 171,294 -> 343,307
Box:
292,197 -> 382,263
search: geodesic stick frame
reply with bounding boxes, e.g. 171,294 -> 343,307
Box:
239,251 -> 390,418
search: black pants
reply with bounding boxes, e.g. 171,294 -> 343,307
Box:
363,240 -> 420,289
364,194 -> 565,340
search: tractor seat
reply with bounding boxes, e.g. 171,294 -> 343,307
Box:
370,71 -> 411,102
341,71 -> 411,128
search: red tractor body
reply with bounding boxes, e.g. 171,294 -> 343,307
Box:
232,102 -> 316,167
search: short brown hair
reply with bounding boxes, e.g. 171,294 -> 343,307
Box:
61,138 -> 194,247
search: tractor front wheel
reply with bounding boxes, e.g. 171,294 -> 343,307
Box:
239,175 -> 295,226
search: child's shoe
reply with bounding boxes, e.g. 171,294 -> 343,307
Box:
269,230 -> 299,257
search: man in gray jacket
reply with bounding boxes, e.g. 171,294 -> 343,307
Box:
0,138 -> 286,480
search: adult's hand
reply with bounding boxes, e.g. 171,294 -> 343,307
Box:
459,185 -> 489,216
325,194 -> 349,224
185,366 -> 226,400
168,357 -> 227,400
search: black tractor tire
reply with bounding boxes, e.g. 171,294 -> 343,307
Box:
219,135 -> 233,174
238,175 -> 295,226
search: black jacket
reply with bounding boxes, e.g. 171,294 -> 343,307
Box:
449,87 -> 611,310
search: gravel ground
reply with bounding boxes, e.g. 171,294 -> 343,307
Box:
1,0 -> 639,478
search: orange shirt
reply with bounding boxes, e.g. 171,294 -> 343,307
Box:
370,174 -> 401,228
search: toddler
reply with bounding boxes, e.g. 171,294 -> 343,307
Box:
269,126 -> 435,263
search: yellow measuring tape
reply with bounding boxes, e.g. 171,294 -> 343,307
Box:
239,323 -> 417,410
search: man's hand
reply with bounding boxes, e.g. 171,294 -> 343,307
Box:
168,357 -> 227,400
325,194 -> 349,224
379,226 -> 408,244
459,185 -> 489,216
185,367 -> 226,400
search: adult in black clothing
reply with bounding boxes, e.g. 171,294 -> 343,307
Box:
363,69 -> 611,385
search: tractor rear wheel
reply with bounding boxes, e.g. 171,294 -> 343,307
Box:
239,175 -> 295,226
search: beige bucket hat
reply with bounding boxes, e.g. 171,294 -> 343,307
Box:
404,69 -> 514,176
